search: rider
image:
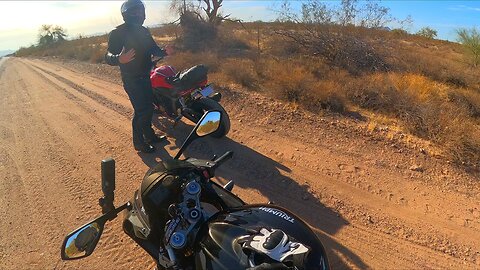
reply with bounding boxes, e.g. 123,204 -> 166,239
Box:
105,0 -> 173,153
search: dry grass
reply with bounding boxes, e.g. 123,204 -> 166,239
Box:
16,35 -> 107,63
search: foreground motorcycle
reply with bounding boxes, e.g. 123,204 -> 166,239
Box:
61,111 -> 329,269
150,63 -> 230,138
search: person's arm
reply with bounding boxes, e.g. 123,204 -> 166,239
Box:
105,30 -> 123,66
146,28 -> 168,58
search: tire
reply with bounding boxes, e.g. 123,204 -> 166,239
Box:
189,98 -> 230,138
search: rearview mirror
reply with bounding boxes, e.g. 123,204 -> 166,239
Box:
196,111 -> 221,137
61,216 -> 106,260
175,110 -> 222,159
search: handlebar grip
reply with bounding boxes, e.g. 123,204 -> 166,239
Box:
213,151 -> 233,169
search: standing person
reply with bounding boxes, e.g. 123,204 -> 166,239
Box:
105,0 -> 173,153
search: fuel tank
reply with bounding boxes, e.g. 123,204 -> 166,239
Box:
195,204 -> 329,270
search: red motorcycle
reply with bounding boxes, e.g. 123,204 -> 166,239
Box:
150,64 -> 230,138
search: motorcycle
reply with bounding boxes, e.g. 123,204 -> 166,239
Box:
61,111 -> 330,270
150,62 -> 230,138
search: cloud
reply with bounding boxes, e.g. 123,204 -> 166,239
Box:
449,4 -> 480,12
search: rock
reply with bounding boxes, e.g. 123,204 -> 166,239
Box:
409,164 -> 424,172
367,215 -> 374,223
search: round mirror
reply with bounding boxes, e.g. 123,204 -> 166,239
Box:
62,222 -> 102,259
196,111 -> 221,137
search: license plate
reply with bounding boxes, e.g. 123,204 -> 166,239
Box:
200,85 -> 214,97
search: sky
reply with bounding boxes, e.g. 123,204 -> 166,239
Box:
1,1 -> 480,52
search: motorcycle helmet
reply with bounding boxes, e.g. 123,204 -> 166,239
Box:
121,0 -> 146,26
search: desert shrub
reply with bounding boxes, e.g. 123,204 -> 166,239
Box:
89,45 -> 105,63
346,73 -> 398,111
176,11 -> 218,52
440,111 -> 480,166
445,75 -> 468,88
447,90 -> 480,118
391,28 -> 409,37
307,80 -> 345,112
264,34 -> 304,57
221,59 -> 258,88
256,58 -> 345,112
262,60 -> 315,102
274,26 -> 390,74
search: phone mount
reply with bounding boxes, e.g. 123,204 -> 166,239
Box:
99,158 -> 115,214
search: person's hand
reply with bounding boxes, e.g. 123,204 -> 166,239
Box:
165,45 -> 175,56
119,46 -> 135,64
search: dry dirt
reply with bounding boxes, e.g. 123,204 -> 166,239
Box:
0,57 -> 479,270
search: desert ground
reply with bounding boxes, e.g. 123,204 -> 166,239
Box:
0,57 -> 478,269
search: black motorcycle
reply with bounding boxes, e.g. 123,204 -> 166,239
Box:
61,111 -> 329,270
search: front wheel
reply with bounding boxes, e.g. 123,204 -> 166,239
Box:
188,98 -> 230,138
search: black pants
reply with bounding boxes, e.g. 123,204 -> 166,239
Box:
122,75 -> 156,147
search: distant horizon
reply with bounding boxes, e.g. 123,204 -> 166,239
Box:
1,1 -> 479,52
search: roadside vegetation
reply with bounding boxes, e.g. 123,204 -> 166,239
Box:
15,0 -> 480,171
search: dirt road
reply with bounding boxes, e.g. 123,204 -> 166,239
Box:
0,57 -> 478,269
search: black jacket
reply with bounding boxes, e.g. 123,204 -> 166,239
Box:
105,23 -> 167,77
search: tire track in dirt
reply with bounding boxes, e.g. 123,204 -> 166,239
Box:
29,58 -> 128,99
0,64 -> 92,269
30,63 -> 132,119
15,59 -> 161,269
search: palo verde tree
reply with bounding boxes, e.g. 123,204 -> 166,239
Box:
416,27 -> 437,39
456,27 -> 480,67
275,0 -> 411,29
38,25 -> 67,47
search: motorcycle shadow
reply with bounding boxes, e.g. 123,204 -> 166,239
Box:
149,117 -> 369,270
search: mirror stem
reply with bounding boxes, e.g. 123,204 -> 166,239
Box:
105,202 -> 131,221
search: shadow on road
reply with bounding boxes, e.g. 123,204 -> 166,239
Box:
145,116 -> 369,269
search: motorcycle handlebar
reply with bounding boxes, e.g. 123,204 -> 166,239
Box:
212,151 -> 233,170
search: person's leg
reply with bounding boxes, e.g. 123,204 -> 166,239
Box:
122,77 -> 150,148
138,77 -> 157,142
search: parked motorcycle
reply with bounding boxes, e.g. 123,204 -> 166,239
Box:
150,63 -> 230,138
61,111 -> 329,270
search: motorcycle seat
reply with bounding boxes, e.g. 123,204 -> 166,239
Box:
170,64 -> 208,90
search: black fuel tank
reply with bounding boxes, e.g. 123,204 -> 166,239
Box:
195,204 -> 329,270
